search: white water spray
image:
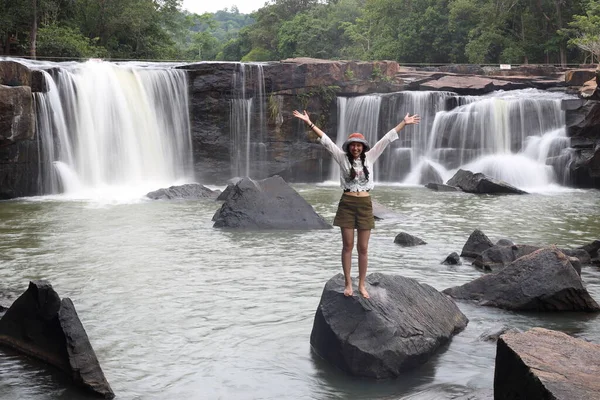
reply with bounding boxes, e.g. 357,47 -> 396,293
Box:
33,60 -> 193,201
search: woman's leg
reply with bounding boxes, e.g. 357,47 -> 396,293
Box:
340,227 -> 355,296
357,229 -> 371,298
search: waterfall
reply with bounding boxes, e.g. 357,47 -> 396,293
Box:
351,89 -> 574,189
34,60 -> 193,199
331,96 -> 382,181
230,63 -> 267,178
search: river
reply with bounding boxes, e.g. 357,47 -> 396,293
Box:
1,184 -> 599,399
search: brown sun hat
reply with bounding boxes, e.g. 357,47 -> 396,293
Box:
342,133 -> 371,152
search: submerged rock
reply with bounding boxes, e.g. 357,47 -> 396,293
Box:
146,183 -> 219,200
212,175 -> 331,230
394,232 -> 427,246
579,239 -> 600,259
442,252 -> 461,265
424,182 -> 460,191
495,328 -> 600,399
443,247 -> 600,312
310,273 -> 468,378
460,229 -> 494,259
446,169 -> 527,195
0,281 -> 114,399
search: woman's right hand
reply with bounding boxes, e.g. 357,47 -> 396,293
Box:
293,110 -> 312,125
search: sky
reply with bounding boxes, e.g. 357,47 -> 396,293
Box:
181,0 -> 267,15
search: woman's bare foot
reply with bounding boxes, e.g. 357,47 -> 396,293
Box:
358,285 -> 370,299
344,284 -> 353,297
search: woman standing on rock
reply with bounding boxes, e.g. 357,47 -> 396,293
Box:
293,109 -> 420,298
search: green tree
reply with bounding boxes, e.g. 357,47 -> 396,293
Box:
37,24 -> 104,58
567,0 -> 600,63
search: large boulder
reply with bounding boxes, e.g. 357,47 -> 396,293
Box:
0,281 -> 114,399
443,247 -> 600,312
212,175 -> 332,229
310,273 -> 468,378
446,169 -> 527,195
146,183 -> 219,200
495,328 -> 600,400
565,69 -> 597,87
460,229 -> 494,258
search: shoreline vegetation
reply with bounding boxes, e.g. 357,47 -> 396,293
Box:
2,0 -> 600,66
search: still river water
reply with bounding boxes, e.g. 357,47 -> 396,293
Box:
0,185 -> 599,400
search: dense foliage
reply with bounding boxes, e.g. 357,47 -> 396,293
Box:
1,0 -> 600,65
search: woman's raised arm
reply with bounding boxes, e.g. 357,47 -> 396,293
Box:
293,110 -> 325,138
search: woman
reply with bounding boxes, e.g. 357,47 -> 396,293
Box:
293,109 -> 420,298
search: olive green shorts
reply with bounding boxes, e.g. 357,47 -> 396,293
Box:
333,194 -> 375,230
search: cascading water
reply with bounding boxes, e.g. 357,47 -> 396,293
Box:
414,89 -> 573,188
330,96 -> 381,181
230,63 -> 267,178
336,89 -> 574,189
33,60 -> 193,200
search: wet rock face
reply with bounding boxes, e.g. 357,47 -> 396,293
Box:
184,59 -> 404,184
0,85 -> 34,146
566,100 -> 600,188
495,328 -> 600,400
310,273 -> 468,378
212,175 -> 332,230
0,281 -> 114,399
0,139 -> 39,199
443,247 -> 600,312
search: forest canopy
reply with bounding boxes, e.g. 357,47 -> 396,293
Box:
1,0 -> 600,65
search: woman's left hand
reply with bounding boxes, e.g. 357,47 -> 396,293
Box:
403,113 -> 421,125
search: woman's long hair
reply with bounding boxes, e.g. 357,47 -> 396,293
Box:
346,151 -> 369,181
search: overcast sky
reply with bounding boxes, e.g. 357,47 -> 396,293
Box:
181,0 -> 267,15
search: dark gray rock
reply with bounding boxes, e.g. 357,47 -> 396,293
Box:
424,182 -> 460,191
0,281 -> 114,399
474,244 -> 589,274
212,175 -> 332,230
310,273 -> 468,378
446,169 -> 527,195
0,85 -> 34,146
394,232 -> 427,246
561,248 -> 592,265
0,139 -> 39,199
443,247 -> 600,311
216,183 -> 235,201
146,183 -> 219,200
578,239 -> 600,259
496,238 -> 514,246
566,100 -> 600,189
442,252 -> 461,265
419,162 -> 443,184
473,244 -> 540,272
460,229 -> 494,258
495,328 -> 600,400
